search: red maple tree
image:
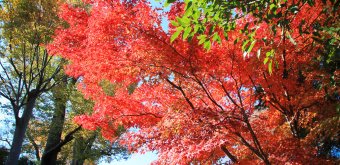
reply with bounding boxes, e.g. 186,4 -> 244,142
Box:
49,0 -> 339,164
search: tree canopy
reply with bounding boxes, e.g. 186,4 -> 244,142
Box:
0,0 -> 129,164
49,0 -> 339,164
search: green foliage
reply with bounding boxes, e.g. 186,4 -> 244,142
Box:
69,81 -> 95,116
315,20 -> 340,74
22,79 -> 129,163
99,79 -> 117,97
0,0 -> 61,45
0,0 -> 64,92
127,83 -> 138,95
65,84 -> 129,163
264,49 -> 275,74
168,0 -> 340,71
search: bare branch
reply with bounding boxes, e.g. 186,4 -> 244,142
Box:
0,138 -> 11,146
192,74 -> 224,111
26,131 -> 40,161
0,60 -> 17,96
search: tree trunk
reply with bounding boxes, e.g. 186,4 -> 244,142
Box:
26,131 -> 41,161
6,93 -> 38,165
40,103 -> 66,165
71,133 -> 97,165
41,77 -> 68,165
6,123 -> 25,165
71,137 -> 85,165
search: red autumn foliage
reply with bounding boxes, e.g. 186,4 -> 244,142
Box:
49,0 -> 339,164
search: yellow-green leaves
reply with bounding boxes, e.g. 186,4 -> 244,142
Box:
170,27 -> 183,42
99,79 -> 116,97
264,49 -> 275,74
183,27 -> 192,40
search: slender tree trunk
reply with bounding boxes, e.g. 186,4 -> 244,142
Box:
26,131 -> 41,161
41,77 -> 68,165
6,93 -> 38,165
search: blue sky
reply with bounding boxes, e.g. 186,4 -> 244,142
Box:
103,152 -> 158,165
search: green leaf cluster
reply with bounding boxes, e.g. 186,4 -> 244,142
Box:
167,0 -> 339,71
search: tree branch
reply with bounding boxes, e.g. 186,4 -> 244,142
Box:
166,78 -> 195,111
26,131 -> 40,161
220,145 -> 238,163
43,126 -> 82,156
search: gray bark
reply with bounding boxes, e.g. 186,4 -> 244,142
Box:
6,91 -> 38,165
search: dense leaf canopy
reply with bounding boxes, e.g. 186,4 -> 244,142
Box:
49,0 -> 339,164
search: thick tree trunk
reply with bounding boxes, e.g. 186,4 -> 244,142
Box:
40,103 -> 66,165
6,123 -> 25,165
41,77 -> 68,165
71,137 -> 85,165
71,134 -> 97,165
6,93 -> 38,165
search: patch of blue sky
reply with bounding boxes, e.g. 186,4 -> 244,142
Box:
102,151 -> 158,165
149,0 -> 170,33
0,98 -> 12,148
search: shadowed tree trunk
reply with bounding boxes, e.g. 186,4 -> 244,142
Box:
6,91 -> 39,165
41,76 -> 68,165
40,126 -> 82,165
71,133 -> 97,165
